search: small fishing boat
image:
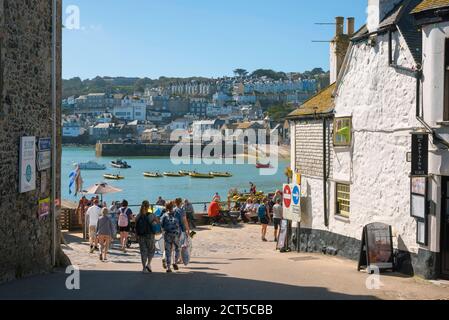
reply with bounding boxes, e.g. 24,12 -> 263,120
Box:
143,172 -> 163,178
103,173 -> 125,180
189,172 -> 215,179
163,172 -> 183,177
210,171 -> 232,177
111,160 -> 131,169
256,162 -> 271,169
74,161 -> 106,170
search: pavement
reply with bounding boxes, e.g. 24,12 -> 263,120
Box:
0,224 -> 448,300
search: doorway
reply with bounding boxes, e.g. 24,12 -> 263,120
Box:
441,176 -> 449,278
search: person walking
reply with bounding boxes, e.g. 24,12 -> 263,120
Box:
96,207 -> 114,261
161,202 -> 183,273
183,199 -> 197,230
258,199 -> 271,242
86,198 -> 101,253
135,200 -> 159,273
118,200 -> 133,253
272,199 -> 283,242
108,201 -> 120,244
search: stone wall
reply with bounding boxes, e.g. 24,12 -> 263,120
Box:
0,0 -> 63,283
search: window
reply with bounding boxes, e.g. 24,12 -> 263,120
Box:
333,117 -> 352,146
444,39 -> 449,121
336,183 -> 350,218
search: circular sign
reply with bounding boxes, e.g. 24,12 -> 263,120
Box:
283,185 -> 292,208
292,185 -> 300,205
26,165 -> 32,182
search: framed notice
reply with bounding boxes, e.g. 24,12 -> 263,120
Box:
416,219 -> 428,246
411,177 -> 427,219
19,136 -> 36,193
411,133 -> 429,176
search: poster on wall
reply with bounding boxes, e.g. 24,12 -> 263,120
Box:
411,177 -> 427,219
276,219 -> 288,250
38,198 -> 50,219
19,136 -> 36,193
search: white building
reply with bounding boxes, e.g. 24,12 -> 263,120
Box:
288,0 -> 449,279
113,96 -> 147,121
165,118 -> 192,131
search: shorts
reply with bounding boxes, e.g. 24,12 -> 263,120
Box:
119,226 -> 130,232
89,225 -> 97,242
273,218 -> 282,230
259,217 -> 269,225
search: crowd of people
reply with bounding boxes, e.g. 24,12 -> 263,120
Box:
77,196 -> 197,273
76,184 -> 284,273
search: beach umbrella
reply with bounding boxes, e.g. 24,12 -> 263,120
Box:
84,183 -> 123,202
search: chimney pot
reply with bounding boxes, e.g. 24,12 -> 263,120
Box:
335,17 -> 344,36
347,17 -> 355,36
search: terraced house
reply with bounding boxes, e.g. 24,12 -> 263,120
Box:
289,0 -> 449,279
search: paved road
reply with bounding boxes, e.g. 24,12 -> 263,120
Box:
0,225 -> 448,300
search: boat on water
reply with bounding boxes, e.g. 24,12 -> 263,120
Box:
210,171 -> 232,177
164,172 -> 183,177
256,162 -> 271,169
179,170 -> 193,176
189,172 -> 215,179
143,172 -> 163,178
74,161 -> 106,170
111,160 -> 131,169
103,173 -> 125,180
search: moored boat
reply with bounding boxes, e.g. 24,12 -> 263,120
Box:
74,161 -> 106,170
164,172 -> 183,177
256,162 -> 271,169
111,159 -> 131,169
210,171 -> 232,177
103,173 -> 125,180
189,172 -> 215,179
179,170 -> 193,176
143,172 -> 163,178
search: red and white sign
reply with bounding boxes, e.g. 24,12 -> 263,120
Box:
283,184 -> 292,208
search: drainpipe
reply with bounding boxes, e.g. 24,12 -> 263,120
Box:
323,118 -> 329,227
51,0 -> 57,267
388,29 -> 449,149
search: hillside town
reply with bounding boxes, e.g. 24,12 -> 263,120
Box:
62,76 -> 318,145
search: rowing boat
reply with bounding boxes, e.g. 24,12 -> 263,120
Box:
210,171 -> 232,177
163,172 -> 183,177
189,172 -> 215,179
179,170 -> 193,176
103,174 -> 125,180
143,172 -> 163,178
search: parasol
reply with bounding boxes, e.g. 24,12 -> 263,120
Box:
84,182 -> 123,202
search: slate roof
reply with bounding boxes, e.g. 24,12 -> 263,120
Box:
412,0 -> 449,13
352,0 -> 423,64
287,83 -> 336,119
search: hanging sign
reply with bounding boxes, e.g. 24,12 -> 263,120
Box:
411,133 -> 428,176
19,136 -> 36,193
358,222 -> 394,272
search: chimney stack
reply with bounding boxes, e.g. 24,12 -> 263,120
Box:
329,17 -> 352,83
347,17 -> 355,36
367,0 -> 402,33
335,17 -> 344,36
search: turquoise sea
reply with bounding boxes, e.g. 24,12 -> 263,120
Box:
62,147 -> 289,208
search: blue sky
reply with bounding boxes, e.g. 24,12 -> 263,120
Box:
62,0 -> 367,80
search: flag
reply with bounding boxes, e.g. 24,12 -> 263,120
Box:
69,165 -> 81,195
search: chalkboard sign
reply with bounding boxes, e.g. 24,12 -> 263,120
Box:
277,220 -> 289,251
358,223 -> 394,272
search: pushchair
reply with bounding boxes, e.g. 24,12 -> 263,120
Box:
126,220 -> 138,248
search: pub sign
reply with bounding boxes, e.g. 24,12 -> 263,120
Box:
411,133 -> 428,176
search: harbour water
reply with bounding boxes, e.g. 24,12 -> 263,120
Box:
62,147 -> 289,208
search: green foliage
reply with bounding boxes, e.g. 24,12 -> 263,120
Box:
266,104 -> 295,122
250,69 -> 287,81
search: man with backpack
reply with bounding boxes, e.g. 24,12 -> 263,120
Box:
118,200 -> 133,253
161,202 -> 183,273
258,199 -> 271,242
135,200 -> 160,273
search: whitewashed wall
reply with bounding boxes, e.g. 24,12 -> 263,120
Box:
329,31 -> 421,253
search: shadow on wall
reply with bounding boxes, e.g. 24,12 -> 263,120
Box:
0,269 -> 379,300
395,235 -> 414,276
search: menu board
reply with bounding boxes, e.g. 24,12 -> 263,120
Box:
358,223 -> 394,272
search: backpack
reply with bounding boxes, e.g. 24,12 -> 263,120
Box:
118,207 -> 130,227
161,213 -> 180,234
136,214 -> 151,236
258,205 -> 267,219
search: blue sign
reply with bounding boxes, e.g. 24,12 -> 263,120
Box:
39,138 -> 51,151
292,185 -> 300,205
